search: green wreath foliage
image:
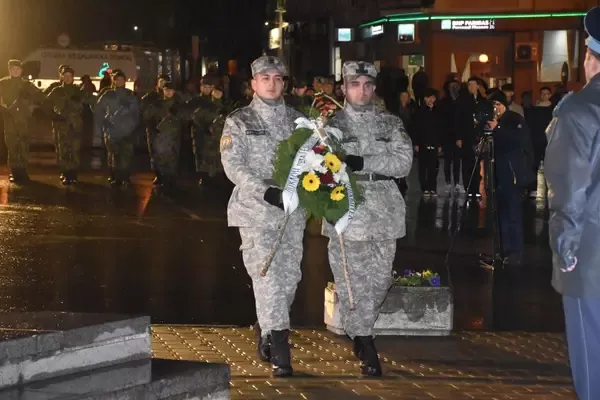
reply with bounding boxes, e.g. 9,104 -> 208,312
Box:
272,127 -> 363,223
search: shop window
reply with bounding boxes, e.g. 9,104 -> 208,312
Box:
540,30 -> 574,82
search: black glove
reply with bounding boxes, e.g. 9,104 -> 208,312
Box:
263,187 -> 284,210
345,155 -> 364,172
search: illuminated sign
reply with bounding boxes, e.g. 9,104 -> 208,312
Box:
371,25 -> 384,35
98,62 -> 110,77
363,25 -> 384,39
337,28 -> 353,42
441,19 -> 496,31
397,24 -> 415,42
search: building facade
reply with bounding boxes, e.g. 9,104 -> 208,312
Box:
349,0 -> 596,99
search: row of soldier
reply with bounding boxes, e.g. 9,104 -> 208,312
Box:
0,59 -> 368,189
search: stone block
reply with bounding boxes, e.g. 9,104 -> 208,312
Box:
324,284 -> 454,336
0,358 -> 230,399
0,312 -> 151,389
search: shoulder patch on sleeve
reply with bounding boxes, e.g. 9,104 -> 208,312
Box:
220,135 -> 233,152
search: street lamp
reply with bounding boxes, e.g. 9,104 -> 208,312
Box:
264,22 -> 269,26
133,26 -> 139,31
479,53 -> 489,63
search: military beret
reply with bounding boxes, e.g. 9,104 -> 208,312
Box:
501,83 -> 514,92
8,60 -> 22,68
201,75 -> 219,87
293,78 -> 308,88
112,69 -> 126,79
163,81 -> 177,90
61,66 -> 75,75
251,56 -> 287,77
342,61 -> 377,80
585,7 -> 600,54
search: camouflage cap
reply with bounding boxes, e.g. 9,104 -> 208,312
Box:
342,61 -> 377,80
8,60 -> 22,68
251,56 -> 287,77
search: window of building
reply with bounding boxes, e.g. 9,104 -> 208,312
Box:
540,30 -> 579,82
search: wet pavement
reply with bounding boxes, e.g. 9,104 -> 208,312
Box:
0,151 -> 561,332
0,151 -> 573,398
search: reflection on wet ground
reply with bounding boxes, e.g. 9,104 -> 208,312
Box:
0,153 -> 561,333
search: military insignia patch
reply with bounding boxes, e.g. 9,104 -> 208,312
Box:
220,135 -> 232,152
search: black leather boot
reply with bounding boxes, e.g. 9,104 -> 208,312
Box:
353,336 -> 382,377
270,330 -> 293,377
254,322 -> 271,363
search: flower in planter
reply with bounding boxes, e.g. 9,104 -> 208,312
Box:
393,269 -> 442,287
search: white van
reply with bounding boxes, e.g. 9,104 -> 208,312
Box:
22,48 -> 137,91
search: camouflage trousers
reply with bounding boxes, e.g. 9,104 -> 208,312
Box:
146,128 -> 158,172
104,135 -> 133,177
152,130 -> 181,178
239,216 -> 305,335
328,238 -> 395,338
54,124 -> 82,171
198,133 -> 223,177
191,126 -> 204,173
4,120 -> 30,170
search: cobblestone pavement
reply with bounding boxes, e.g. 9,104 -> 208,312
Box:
152,325 -> 575,399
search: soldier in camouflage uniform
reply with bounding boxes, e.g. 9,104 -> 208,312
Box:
323,61 -> 413,376
0,60 -> 56,184
187,75 -> 219,185
193,84 -> 229,185
94,70 -> 140,187
47,66 -> 96,185
141,75 -> 170,184
44,64 -> 68,95
220,56 -> 305,377
141,81 -> 184,188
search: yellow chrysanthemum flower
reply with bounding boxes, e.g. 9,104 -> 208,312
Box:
324,153 -> 342,173
422,270 -> 433,279
330,186 -> 345,201
302,172 -> 321,192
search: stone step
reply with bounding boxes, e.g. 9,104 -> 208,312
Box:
0,312 -> 151,389
0,358 -> 230,399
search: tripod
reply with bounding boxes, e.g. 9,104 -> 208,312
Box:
445,132 -> 504,272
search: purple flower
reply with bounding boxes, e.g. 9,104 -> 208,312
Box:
430,276 -> 441,287
403,269 -> 414,277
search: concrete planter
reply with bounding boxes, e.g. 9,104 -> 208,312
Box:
324,283 -> 454,336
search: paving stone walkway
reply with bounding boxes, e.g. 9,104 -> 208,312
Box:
152,325 -> 575,399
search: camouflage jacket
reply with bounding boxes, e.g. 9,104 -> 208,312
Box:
220,95 -> 305,229
94,87 -> 140,140
0,76 -> 50,123
47,83 -> 95,131
142,96 -> 185,134
323,103 -> 413,241
43,81 -> 62,96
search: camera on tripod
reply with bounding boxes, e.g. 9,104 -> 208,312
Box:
473,101 -> 499,135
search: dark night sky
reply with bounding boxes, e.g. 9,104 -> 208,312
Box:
0,0 -> 267,67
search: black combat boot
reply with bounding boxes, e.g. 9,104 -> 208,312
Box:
270,330 -> 293,377
353,336 -> 382,376
253,322 -> 271,363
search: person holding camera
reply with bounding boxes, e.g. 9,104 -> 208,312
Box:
486,91 -> 534,265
